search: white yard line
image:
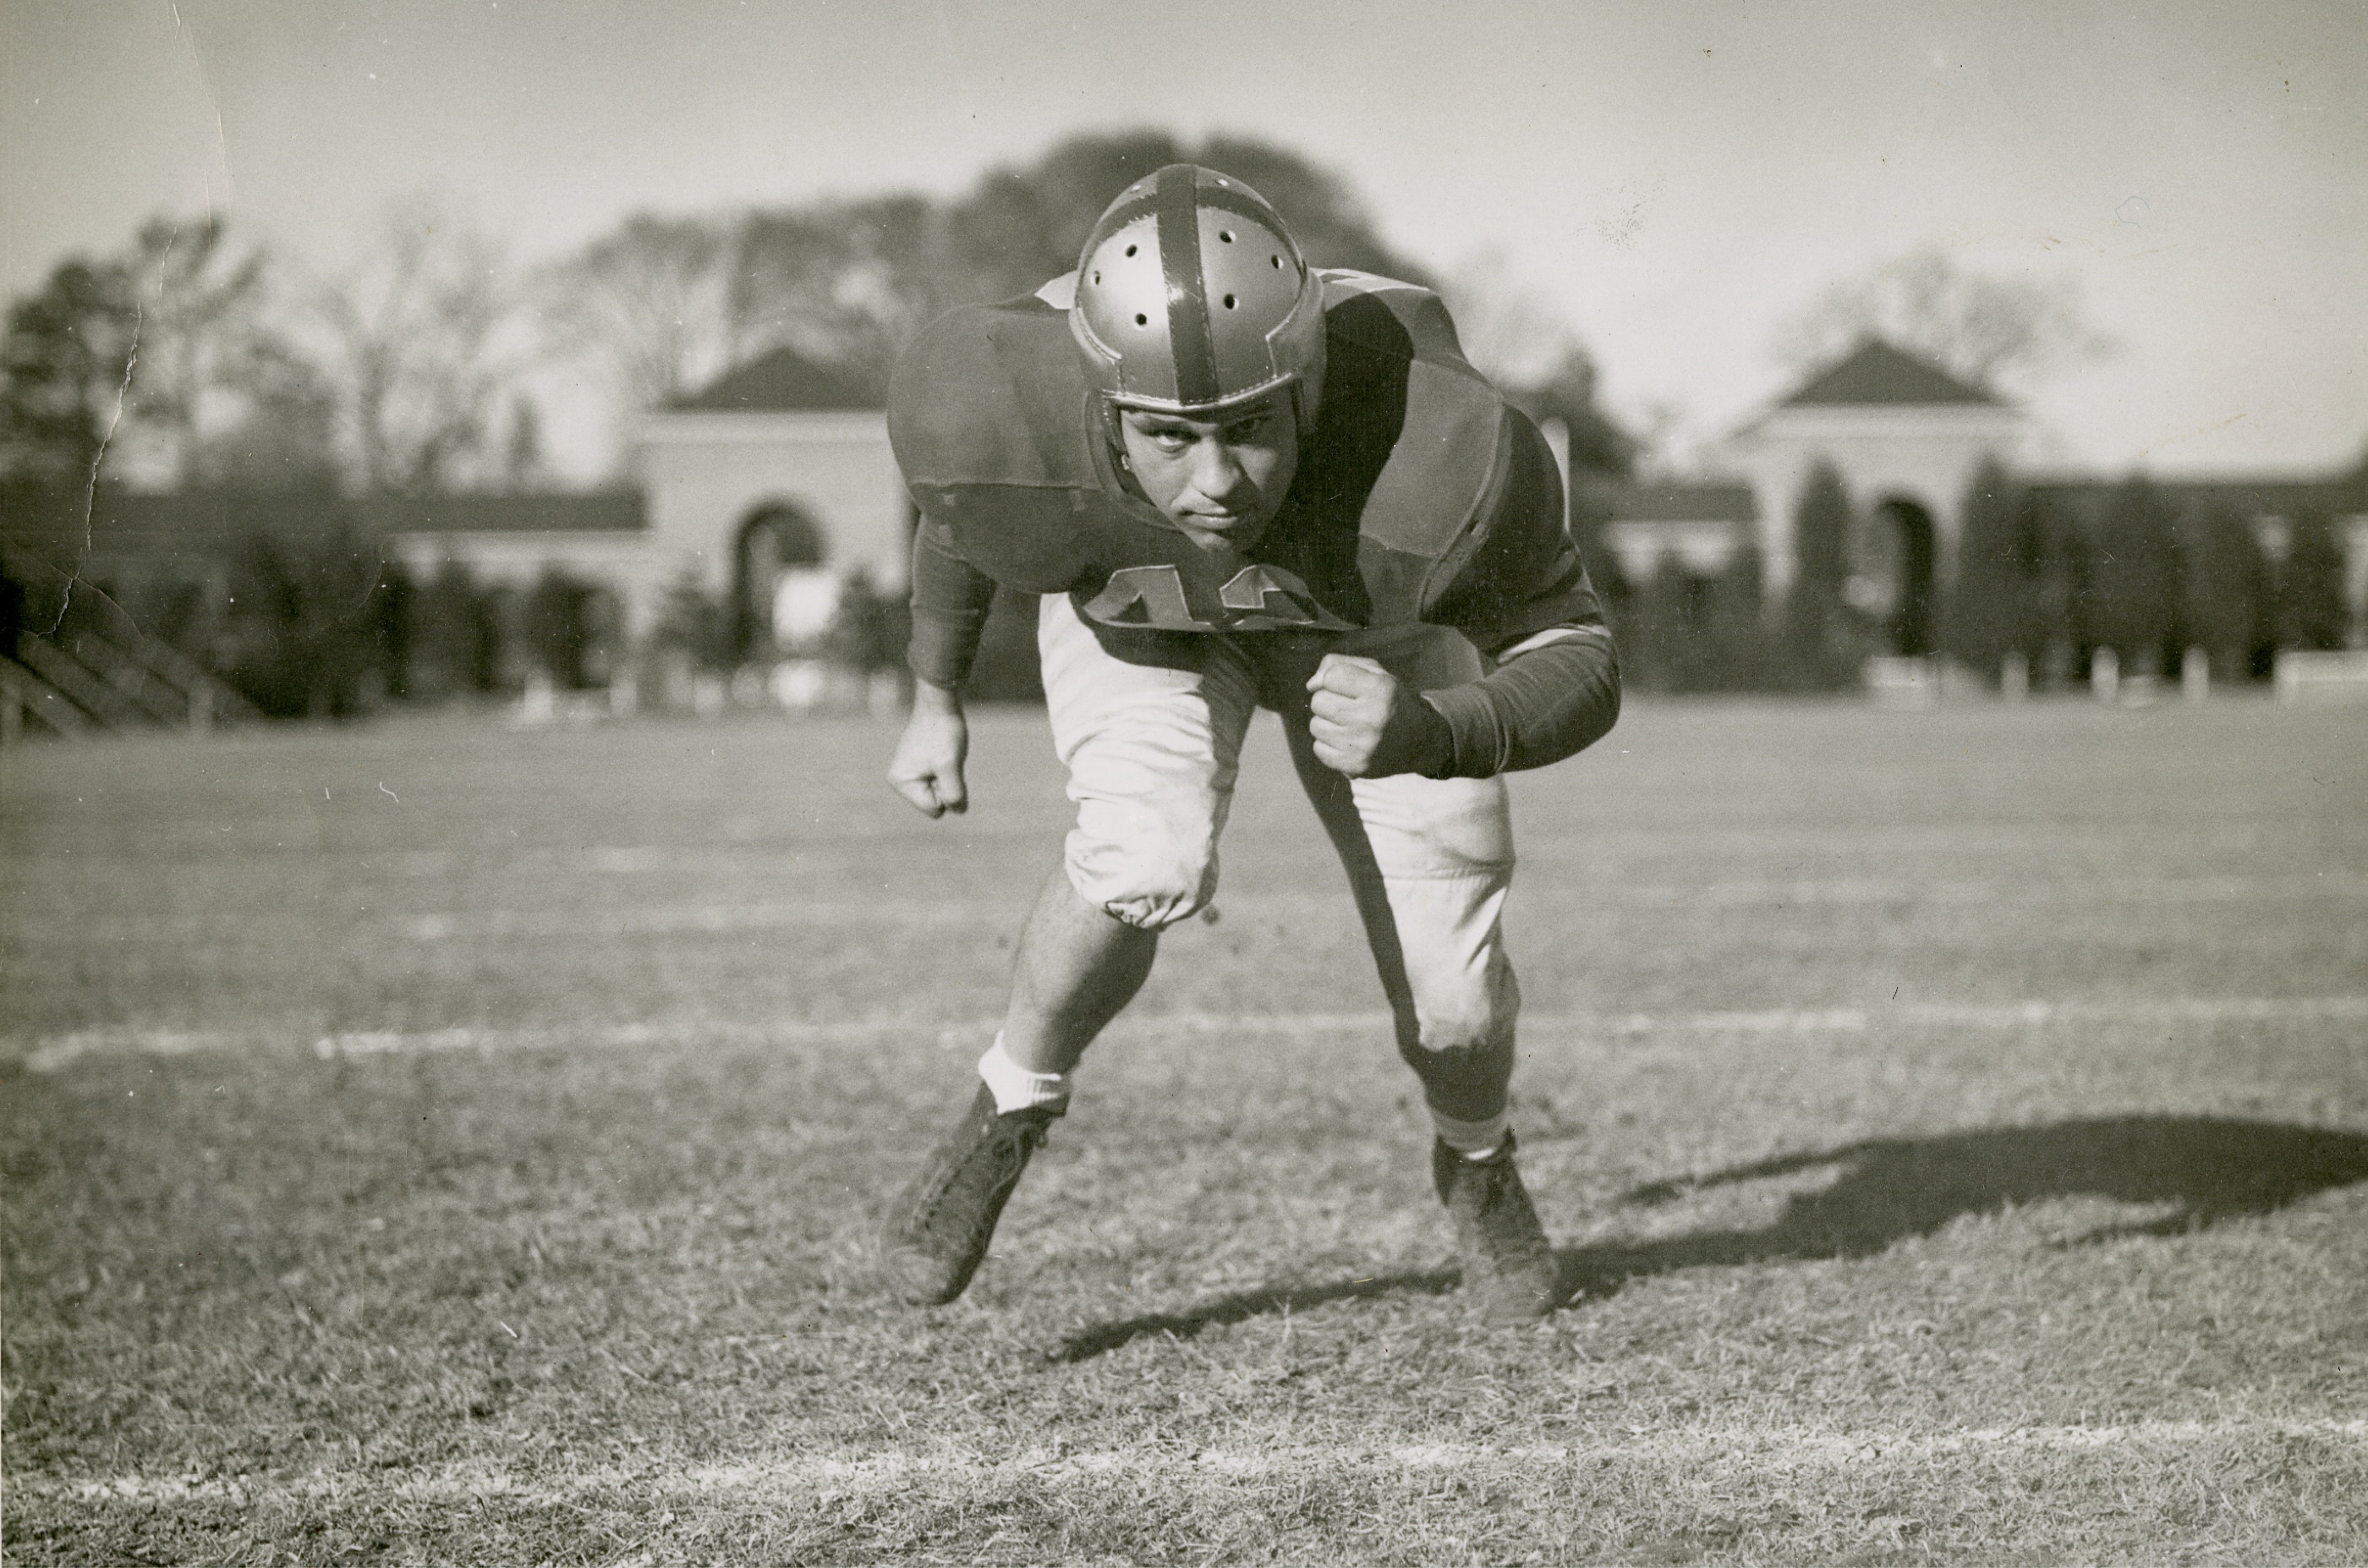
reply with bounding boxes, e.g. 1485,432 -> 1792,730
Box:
1588,995 -> 2368,1035
36,1418 -> 2368,1506
19,869 -> 2365,948
15,1017 -> 936,1072
1614,871 -> 2368,908
16,995 -> 2368,1072
383,870 -> 2368,937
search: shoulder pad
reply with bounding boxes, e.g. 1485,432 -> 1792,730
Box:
1303,271 -> 1510,559
1318,270 -> 1484,379
887,293 -> 1097,493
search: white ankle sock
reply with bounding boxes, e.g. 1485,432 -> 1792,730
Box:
1431,1107 -> 1510,1160
978,1035 -> 1071,1115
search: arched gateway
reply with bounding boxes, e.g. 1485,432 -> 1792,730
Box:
1860,495 -> 1942,656
732,502 -> 830,661
637,347 -> 908,651
1600,340 -> 2036,639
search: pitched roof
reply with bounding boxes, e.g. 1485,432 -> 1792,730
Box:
672,348 -> 885,413
1780,338 -> 2002,408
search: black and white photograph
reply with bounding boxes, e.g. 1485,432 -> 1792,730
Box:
4,3 -> 2365,1562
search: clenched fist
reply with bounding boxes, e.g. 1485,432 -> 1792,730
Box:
887,682 -> 970,817
1306,654 -> 1454,778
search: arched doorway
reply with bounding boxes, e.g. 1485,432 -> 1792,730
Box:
1858,496 -> 1940,656
732,504 -> 827,661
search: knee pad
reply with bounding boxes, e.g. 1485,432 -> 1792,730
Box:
1064,823 -> 1218,930
1401,946 -> 1520,1058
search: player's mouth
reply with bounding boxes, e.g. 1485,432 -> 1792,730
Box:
1176,509 -> 1264,548
1186,495 -> 1272,526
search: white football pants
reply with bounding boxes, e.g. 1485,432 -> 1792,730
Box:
1038,592 -> 1519,1122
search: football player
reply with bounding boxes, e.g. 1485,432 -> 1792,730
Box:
880,165 -> 1620,1322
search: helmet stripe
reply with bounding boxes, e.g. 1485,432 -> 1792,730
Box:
1154,165 -> 1220,406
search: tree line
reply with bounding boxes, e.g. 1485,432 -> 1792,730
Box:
20,130 -> 2325,715
1601,457 -> 2356,695
0,486 -> 913,721
3,131 -> 1627,496
2,131 -> 1639,721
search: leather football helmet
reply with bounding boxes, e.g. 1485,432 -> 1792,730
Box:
1070,164 -> 1325,430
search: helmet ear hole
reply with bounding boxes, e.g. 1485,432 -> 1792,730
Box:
1134,314 -> 1148,326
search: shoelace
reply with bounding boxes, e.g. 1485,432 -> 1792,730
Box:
915,1120 -> 1041,1230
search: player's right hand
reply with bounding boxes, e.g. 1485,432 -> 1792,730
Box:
887,685 -> 969,817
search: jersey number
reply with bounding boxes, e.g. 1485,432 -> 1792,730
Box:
1083,563 -> 1355,633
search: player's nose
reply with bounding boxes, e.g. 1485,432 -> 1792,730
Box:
1189,437 -> 1248,501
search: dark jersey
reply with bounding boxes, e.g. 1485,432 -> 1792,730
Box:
888,271 -> 1620,776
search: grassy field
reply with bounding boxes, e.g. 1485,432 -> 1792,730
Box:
4,694 -> 2365,1565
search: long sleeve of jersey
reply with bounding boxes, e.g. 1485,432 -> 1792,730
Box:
1421,628 -> 1621,777
1414,404 -> 1622,777
907,514 -> 1001,689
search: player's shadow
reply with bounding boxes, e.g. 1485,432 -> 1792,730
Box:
1045,1116 -> 2368,1363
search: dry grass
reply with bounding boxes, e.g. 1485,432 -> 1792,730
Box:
4,696 -> 2365,1564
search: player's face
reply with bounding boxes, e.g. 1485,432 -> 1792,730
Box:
1117,401 -> 1298,553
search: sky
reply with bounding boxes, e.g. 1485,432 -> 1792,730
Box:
6,0 -> 2364,480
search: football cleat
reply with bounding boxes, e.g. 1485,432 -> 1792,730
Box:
1432,1132 -> 1562,1324
880,1084 -> 1060,1306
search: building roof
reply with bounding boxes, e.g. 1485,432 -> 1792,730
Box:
361,491 -> 646,535
671,347 -> 886,413
1779,338 -> 2003,408
0,489 -> 648,573
1603,480 -> 1759,524
2026,471 -> 2368,520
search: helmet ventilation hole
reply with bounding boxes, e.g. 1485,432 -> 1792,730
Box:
1270,255 -> 1282,269
1223,294 -> 1236,309
1134,313 -> 1148,326
1220,230 -> 1235,244
1124,244 -> 1137,257
1092,271 -> 1100,284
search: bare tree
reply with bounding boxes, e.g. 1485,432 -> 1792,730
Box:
199,334 -> 343,491
728,196 -> 946,387
732,132 -> 1439,392
1444,251 -> 1586,389
312,203 -> 516,493
546,131 -> 1444,465
61,213 -> 342,491
540,212 -> 738,410
115,216 -> 280,486
2,214 -> 315,491
541,197 -> 949,416
1775,246 -> 2112,389
500,395 -> 546,489
1444,253 -> 1633,480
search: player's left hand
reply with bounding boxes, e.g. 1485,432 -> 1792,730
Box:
1307,654 -> 1454,778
